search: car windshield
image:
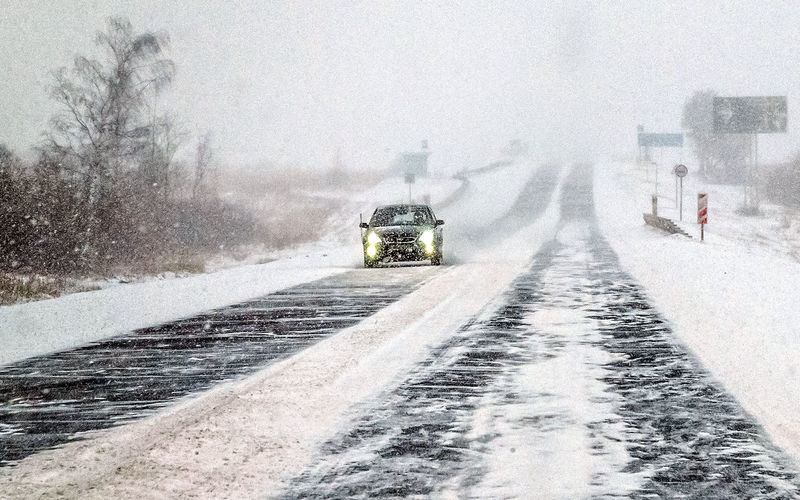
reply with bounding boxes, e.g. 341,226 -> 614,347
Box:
370,206 -> 433,227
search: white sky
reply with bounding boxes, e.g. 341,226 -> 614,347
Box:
2,1 -> 800,172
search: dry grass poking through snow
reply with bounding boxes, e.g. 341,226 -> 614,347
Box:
0,273 -> 100,305
217,164 -> 387,251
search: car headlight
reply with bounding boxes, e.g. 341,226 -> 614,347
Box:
367,231 -> 381,245
418,230 -> 434,246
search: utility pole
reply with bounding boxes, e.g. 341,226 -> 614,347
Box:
753,132 -> 759,209
652,161 -> 658,196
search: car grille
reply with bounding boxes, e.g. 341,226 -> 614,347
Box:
383,234 -> 417,245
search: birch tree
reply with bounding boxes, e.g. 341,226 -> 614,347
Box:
45,17 -> 175,259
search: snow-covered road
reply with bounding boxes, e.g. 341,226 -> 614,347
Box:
284,165 -> 800,498
1,162 -> 799,498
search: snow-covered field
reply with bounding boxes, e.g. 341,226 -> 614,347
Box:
594,160 -> 800,464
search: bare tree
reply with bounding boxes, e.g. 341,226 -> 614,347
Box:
44,17 -> 175,258
1,18 -> 261,278
0,144 -> 21,175
682,89 -> 751,182
192,132 -> 215,200
145,113 -> 187,202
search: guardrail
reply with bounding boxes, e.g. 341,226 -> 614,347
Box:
643,213 -> 692,238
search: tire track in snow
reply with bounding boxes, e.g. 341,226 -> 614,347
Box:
282,164 -> 800,498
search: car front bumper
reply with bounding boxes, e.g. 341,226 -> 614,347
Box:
364,242 -> 436,262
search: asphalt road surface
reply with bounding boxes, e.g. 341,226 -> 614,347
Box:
0,268 -> 438,465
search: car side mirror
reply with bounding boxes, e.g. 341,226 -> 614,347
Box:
435,219 -> 444,226
359,222 -> 369,229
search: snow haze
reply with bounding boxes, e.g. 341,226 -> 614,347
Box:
3,1 -> 800,170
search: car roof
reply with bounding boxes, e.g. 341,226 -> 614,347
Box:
375,204 -> 432,210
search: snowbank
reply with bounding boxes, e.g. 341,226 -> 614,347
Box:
594,161 -> 800,464
0,261 -> 345,366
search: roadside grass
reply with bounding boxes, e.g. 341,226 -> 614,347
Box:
0,273 -> 101,305
157,254 -> 206,275
0,274 -> 63,305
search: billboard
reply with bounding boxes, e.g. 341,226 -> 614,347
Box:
392,152 -> 429,177
713,96 -> 787,133
638,133 -> 683,147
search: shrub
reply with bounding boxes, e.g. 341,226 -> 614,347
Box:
763,158 -> 800,208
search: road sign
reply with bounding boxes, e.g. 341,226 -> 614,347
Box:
674,165 -> 688,221
698,193 -> 708,224
638,133 -> 684,147
698,193 -> 708,241
713,96 -> 787,133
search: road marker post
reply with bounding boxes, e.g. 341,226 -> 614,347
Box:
672,168 -> 678,208
697,193 -> 708,241
652,161 -> 658,196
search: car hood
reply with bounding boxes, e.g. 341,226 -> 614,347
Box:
372,225 -> 428,237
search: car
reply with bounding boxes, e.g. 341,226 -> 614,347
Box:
359,204 -> 444,267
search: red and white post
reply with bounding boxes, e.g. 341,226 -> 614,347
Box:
697,193 -> 708,241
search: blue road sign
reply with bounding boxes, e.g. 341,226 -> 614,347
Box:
638,133 -> 684,147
